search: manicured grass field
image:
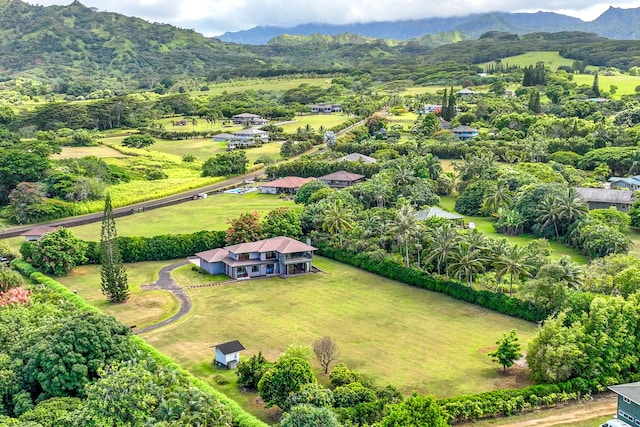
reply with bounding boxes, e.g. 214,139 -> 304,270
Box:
68,193 -> 294,240
400,85 -> 448,96
54,260 -> 179,329
141,257 -> 538,401
439,195 -> 588,263
277,113 -> 351,133
52,145 -> 129,159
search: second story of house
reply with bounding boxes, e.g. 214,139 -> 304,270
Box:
230,113 -> 269,126
224,236 -> 316,262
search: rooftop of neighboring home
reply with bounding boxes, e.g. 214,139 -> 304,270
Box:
415,206 -> 464,221
233,128 -> 268,136
224,236 -> 317,255
609,176 -> 640,185
451,125 -> 478,133
456,88 -> 475,95
20,225 -> 59,237
319,171 -> 365,182
336,153 -> 377,164
261,176 -> 316,189
575,187 -> 636,204
231,113 -> 262,119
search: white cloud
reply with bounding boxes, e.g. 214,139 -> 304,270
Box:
25,0 -> 640,35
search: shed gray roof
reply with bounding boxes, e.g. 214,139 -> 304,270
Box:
216,340 -> 245,355
574,187 -> 636,204
415,207 -> 463,221
336,153 -> 377,164
609,382 -> 640,406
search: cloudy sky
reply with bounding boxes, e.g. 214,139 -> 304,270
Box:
27,1 -> 640,36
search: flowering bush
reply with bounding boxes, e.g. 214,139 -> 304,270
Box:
0,287 -> 31,306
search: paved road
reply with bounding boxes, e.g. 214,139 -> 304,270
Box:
135,260 -> 191,334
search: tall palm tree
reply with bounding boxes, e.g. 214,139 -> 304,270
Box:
494,244 -> 533,296
555,188 -> 588,228
321,200 -> 355,247
392,161 -> 416,188
424,223 -> 458,276
557,255 -> 584,290
483,180 -> 513,214
447,246 -> 486,287
423,154 -> 443,180
536,195 -> 562,237
388,204 -> 420,267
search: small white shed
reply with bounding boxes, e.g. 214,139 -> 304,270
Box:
214,340 -> 245,369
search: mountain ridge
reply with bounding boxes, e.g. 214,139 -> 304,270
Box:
217,7 -> 636,44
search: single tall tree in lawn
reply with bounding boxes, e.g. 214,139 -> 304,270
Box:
100,193 -> 129,303
489,329 -> 523,372
313,336 -> 340,375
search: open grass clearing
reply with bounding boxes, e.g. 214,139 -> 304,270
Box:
191,77 -> 334,96
52,145 -> 129,159
68,193 -> 294,240
277,113 -> 351,133
400,85 -> 448,96
54,260 -> 179,329
572,73 -> 640,97
153,117 -> 243,133
142,256 -> 538,401
479,51 -> 581,71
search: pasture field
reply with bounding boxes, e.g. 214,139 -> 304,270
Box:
190,77 -> 334,96
572,73 -> 640,97
139,256 -> 538,403
68,193 -> 294,240
400,85 -> 448,96
55,260 -> 179,329
52,145 -> 128,159
276,113 -> 351,133
480,51 -> 579,70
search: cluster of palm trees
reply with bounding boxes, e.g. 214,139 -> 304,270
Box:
535,188 -> 589,238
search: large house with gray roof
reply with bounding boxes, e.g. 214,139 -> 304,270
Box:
230,113 -> 269,126
191,236 -> 316,279
574,187 -> 637,212
608,382 -> 640,427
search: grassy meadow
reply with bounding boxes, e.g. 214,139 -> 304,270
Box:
56,256 -> 538,421
52,145 -> 128,159
277,113 -> 350,133
68,193 -> 294,240
572,73 -> 640,97
191,77 -> 334,96
480,51 -> 579,70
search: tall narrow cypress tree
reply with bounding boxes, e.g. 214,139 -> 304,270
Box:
441,88 -> 448,117
592,73 -> 601,97
100,193 -> 129,303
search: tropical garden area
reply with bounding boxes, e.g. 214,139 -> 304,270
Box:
6,25 -> 640,426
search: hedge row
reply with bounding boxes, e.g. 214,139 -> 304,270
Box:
437,378 -> 595,423
317,245 -> 550,322
83,230 -> 226,264
11,259 -> 267,427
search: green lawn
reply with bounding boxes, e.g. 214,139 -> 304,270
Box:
138,257 -> 537,415
54,260 -> 179,329
277,113 -> 351,133
153,117 -> 243,133
439,195 -> 588,263
68,193 -> 294,240
480,51 -> 580,70
400,85 -> 448,96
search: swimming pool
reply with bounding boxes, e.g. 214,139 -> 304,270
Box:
223,187 -> 258,194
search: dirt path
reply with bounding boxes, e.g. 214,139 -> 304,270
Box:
491,394 -> 616,427
135,261 -> 191,334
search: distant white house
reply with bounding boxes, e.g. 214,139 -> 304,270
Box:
456,88 -> 476,96
213,129 -> 269,150
451,125 -> 479,141
230,113 -> 269,126
336,153 -> 377,164
213,340 -> 245,369
308,103 -> 342,113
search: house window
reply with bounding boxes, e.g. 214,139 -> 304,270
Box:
238,253 -> 250,260
619,410 -> 634,423
251,265 -> 260,273
265,251 -> 276,259
624,397 -> 632,404
635,419 -> 640,427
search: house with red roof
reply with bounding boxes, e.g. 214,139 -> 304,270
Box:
191,236 -> 316,279
319,171 -> 365,189
260,176 -> 316,194
20,226 -> 59,242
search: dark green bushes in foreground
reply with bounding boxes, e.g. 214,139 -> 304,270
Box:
9,259 -> 266,427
